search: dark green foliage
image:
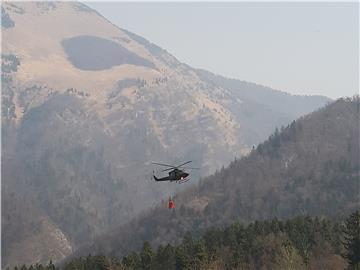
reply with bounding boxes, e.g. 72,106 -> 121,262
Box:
155,244 -> 176,270
8,261 -> 59,270
173,232 -> 209,270
11,215 -> 354,270
63,255 -> 113,270
342,211 -> 360,269
122,252 -> 141,269
140,242 -> 154,270
118,215 -> 349,269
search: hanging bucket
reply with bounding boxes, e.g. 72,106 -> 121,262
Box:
168,198 -> 175,209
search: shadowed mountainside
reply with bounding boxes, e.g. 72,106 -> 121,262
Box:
62,35 -> 156,70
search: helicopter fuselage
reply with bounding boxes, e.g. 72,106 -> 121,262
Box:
153,168 -> 189,182
152,161 -> 196,184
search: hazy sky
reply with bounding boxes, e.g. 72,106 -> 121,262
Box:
87,2 -> 359,99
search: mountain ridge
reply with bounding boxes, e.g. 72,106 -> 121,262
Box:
2,1 -> 333,267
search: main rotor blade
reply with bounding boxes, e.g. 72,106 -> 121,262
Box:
162,168 -> 174,172
176,161 -> 192,168
152,162 -> 176,168
181,167 -> 200,170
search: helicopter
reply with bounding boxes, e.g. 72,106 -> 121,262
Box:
152,161 -> 199,184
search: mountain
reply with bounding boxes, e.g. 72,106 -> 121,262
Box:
2,192 -> 73,265
2,2 -> 331,267
194,69 -> 332,146
76,97 -> 359,260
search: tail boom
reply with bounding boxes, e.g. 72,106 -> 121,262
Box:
153,175 -> 170,182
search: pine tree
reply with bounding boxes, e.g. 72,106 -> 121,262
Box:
94,255 -> 110,270
342,211 -> 360,269
140,241 -> 154,270
47,261 -> 56,270
175,248 -> 191,270
193,240 -> 207,269
275,241 -> 305,270
155,244 -> 175,270
122,252 -> 141,270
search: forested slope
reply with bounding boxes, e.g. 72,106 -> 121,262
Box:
76,97 -> 359,259
12,211 -> 360,270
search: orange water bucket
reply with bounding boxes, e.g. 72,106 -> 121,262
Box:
168,199 -> 175,209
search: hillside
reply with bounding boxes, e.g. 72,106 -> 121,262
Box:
2,1 -> 331,267
12,212 -> 360,270
194,69 -> 331,145
76,97 -> 359,259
